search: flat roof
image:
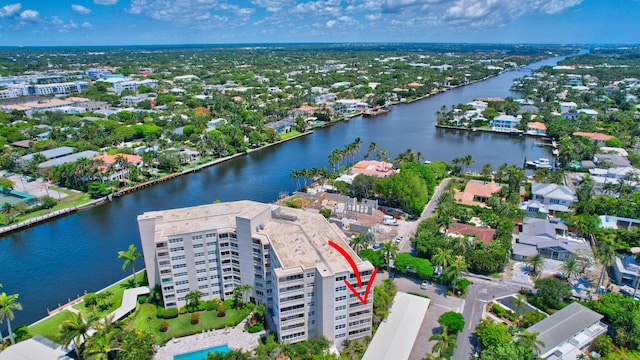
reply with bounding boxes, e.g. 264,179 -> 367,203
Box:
38,150 -> 99,168
0,335 -> 72,360
362,292 -> 430,360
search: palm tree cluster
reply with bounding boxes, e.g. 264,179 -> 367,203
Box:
0,290 -> 22,345
328,137 -> 362,172
394,148 -> 424,164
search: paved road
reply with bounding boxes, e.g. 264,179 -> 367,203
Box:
397,178 -> 452,254
453,276 -> 530,360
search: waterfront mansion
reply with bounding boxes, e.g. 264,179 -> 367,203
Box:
137,200 -> 374,345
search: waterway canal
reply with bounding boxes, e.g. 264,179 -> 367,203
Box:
2,55 -> 564,326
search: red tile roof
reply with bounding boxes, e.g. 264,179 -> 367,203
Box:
448,223 -> 496,246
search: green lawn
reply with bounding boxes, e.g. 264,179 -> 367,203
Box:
131,304 -> 252,344
72,272 -> 146,319
280,130 -> 303,140
29,310 -> 75,343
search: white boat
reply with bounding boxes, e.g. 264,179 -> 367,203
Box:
526,158 -> 552,169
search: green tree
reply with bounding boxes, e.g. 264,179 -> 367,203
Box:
185,290 -> 203,312
438,311 -> 465,335
0,292 -> 22,345
432,247 -> 453,275
525,253 -> 545,275
381,240 -> 399,270
480,163 -> 493,184
596,240 -> 617,293
446,255 -> 468,295
534,277 -> 571,309
60,312 -> 95,358
118,244 -> 142,287
515,329 -> 545,356
232,284 -> 252,309
429,325 -> 456,358
559,257 -> 580,281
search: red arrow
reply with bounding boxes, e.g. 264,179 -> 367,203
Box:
329,240 -> 378,305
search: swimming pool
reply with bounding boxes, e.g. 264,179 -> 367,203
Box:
0,189 -> 35,205
173,344 -> 230,360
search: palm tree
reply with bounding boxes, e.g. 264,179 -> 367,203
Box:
560,257 -> 580,281
480,163 -> 493,183
232,285 -> 252,308
511,295 -> 527,315
118,244 -> 142,287
515,329 -> 545,356
526,253 -> 545,276
350,232 -> 374,253
381,240 -> 399,270
446,255 -> 468,295
576,175 -> 595,202
83,323 -> 121,360
0,292 -> 22,344
432,248 -> 453,276
185,290 -> 203,311
596,240 -> 617,292
60,312 -> 95,358
429,325 -> 456,358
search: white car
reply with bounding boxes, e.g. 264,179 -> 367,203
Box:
394,236 -> 403,244
420,280 -> 429,290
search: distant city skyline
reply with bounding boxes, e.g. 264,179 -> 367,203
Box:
0,0 -> 639,46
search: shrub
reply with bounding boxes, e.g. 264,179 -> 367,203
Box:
246,324 -> 263,333
457,278 -> 471,296
218,304 -> 227,317
438,311 -> 465,335
190,312 -> 200,325
520,310 -> 546,328
164,308 -> 179,319
156,307 -> 166,318
137,295 -> 148,304
84,293 -> 97,308
206,299 -> 220,311
179,306 -> 188,315
159,321 -> 169,332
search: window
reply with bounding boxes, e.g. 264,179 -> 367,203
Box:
192,235 -> 203,240
176,280 -> 188,286
335,314 -> 346,321
206,233 -> 215,238
194,252 -> 204,257
195,260 -> 205,266
171,255 -> 185,261
172,264 -> 186,269
335,324 -> 346,330
335,286 -> 346,292
174,272 -> 188,277
169,238 -> 183,244
193,244 -> 204,249
335,305 -> 346,311
177,288 -> 189,294
335,276 -> 347,282
335,296 -> 346,302
170,246 -> 184,252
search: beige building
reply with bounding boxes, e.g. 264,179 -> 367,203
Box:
137,200 -> 374,345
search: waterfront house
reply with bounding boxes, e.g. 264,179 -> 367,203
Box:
526,122 -> 547,135
454,181 -> 502,207
527,302 -> 607,360
93,153 -> 143,182
531,183 -> 577,212
518,105 -> 540,114
349,160 -> 397,178
612,253 -> 640,289
446,222 -> 496,246
490,114 -> 520,131
264,117 -> 296,134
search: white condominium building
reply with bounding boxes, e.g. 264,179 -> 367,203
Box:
137,200 -> 374,345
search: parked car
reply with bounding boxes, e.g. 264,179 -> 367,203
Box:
420,280 -> 429,290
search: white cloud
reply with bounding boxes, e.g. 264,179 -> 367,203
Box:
365,13 -> 381,20
93,0 -> 118,5
252,0 -> 294,12
0,3 -> 22,18
380,0 -> 582,29
82,21 -> 92,28
290,0 -> 342,17
127,0 -> 254,29
72,4 -> 92,15
326,20 -> 336,28
19,9 -> 38,21
51,16 -> 64,25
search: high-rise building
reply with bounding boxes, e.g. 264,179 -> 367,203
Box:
138,200 -> 374,345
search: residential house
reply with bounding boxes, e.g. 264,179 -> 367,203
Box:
531,183 -> 577,213
0,335 -> 72,360
527,122 -> 547,135
612,254 -> 640,289
94,153 -> 143,182
454,181 -> 502,207
265,117 -> 296,134
559,101 -> 578,113
518,105 -> 540,114
527,302 -> 607,360
37,150 -> 100,169
20,146 -> 75,168
490,114 -> 520,131
349,160 -> 397,178
573,132 -> 615,146
446,223 -> 496,246
512,218 -> 589,261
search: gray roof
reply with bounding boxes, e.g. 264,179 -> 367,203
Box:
527,302 -> 604,357
521,218 -> 568,238
38,150 -> 99,168
594,153 -> 631,168
21,146 -> 75,162
0,334 -> 72,360
531,183 -> 577,202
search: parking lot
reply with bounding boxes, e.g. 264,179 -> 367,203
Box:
0,172 -> 68,200
373,271 -> 464,359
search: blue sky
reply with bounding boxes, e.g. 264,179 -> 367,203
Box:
0,0 -> 638,46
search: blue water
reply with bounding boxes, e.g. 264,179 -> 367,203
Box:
174,344 -> 231,360
1,54 -> 569,327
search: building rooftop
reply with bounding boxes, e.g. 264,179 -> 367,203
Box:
350,160 -> 396,178
139,201 -> 367,275
38,150 -> 99,168
527,302 -> 604,358
447,222 -> 496,246
21,146 -> 75,162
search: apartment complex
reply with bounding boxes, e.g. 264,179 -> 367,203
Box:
138,200 -> 374,345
